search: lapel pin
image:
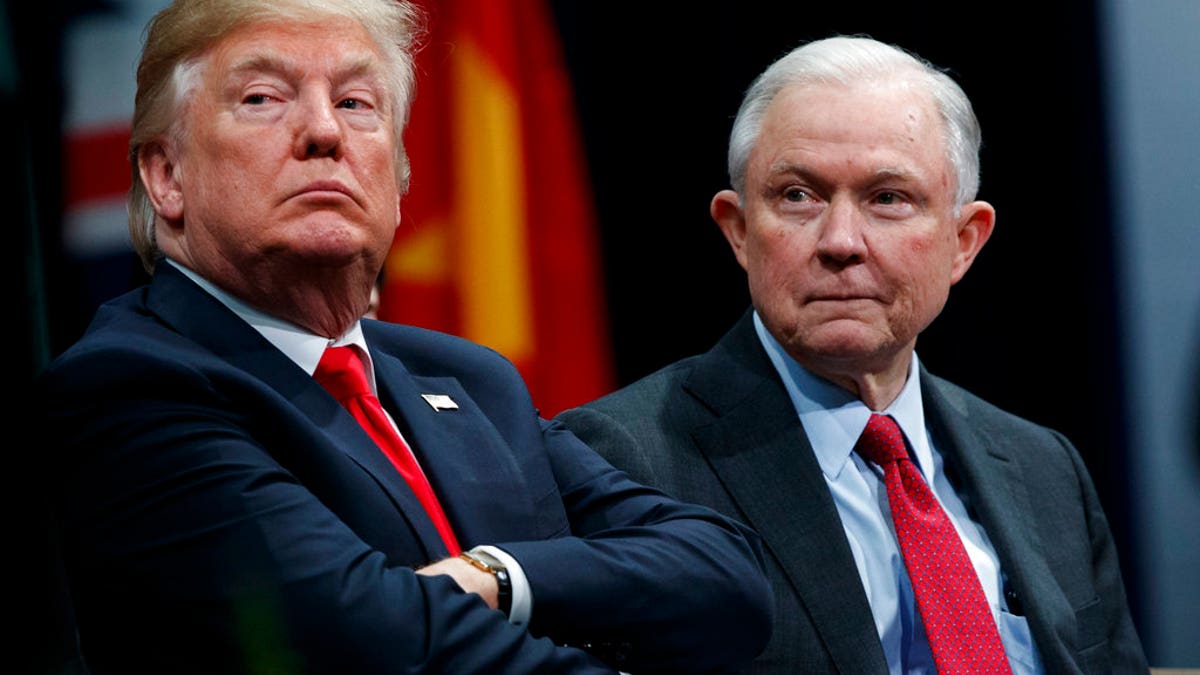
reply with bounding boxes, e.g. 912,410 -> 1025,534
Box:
420,394 -> 459,411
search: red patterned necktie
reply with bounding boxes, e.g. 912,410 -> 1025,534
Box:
855,413 -> 1011,674
315,346 -> 461,557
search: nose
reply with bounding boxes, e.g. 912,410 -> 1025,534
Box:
816,197 -> 867,265
292,91 -> 343,159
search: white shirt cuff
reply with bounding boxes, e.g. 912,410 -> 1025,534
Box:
474,545 -> 531,626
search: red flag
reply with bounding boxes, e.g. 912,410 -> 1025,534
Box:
382,0 -> 615,416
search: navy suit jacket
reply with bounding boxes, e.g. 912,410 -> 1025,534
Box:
557,310 -> 1148,674
38,264 -> 773,674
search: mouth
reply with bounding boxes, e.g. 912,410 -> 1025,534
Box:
807,294 -> 877,303
289,180 -> 357,204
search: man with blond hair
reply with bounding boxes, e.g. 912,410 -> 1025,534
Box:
36,1 -> 773,672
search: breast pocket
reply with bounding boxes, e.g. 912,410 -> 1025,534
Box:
997,609 -> 1044,674
1073,595 -> 1112,671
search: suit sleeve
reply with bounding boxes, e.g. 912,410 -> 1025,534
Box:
41,351 -> 620,675
497,417 -> 774,674
1061,431 -> 1150,672
553,406 -> 661,488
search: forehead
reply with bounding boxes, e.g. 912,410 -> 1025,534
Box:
202,16 -> 386,83
752,80 -> 950,183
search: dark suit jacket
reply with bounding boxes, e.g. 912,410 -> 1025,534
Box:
37,264 -> 773,674
557,310 -> 1148,675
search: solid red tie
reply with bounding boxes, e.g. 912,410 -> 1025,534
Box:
315,346 -> 461,557
855,413 -> 1011,674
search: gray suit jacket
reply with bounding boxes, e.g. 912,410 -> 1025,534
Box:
556,310 -> 1148,674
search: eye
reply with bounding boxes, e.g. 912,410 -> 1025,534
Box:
784,187 -> 811,202
338,93 -> 379,111
243,93 -> 270,105
867,189 -> 919,219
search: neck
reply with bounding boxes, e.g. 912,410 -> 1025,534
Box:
171,257 -> 375,339
245,277 -> 372,339
800,350 -> 914,412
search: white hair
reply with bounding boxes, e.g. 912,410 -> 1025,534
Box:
726,35 -> 982,208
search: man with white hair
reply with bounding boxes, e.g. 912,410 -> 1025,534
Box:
559,35 -> 1148,674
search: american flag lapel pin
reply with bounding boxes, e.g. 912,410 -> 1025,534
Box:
420,394 -> 459,411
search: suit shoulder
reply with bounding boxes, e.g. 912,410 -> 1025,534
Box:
923,371 -> 1075,456
365,320 -> 518,376
579,355 -> 702,416
556,355 -> 703,448
364,321 -> 537,416
40,294 -> 204,389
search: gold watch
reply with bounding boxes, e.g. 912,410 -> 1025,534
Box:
459,549 -> 512,617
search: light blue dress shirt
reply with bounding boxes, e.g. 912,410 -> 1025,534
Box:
753,311 -> 1043,674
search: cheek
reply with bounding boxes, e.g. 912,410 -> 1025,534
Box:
193,161 -> 251,212
902,228 -> 957,273
361,151 -> 402,204
746,232 -> 808,298
906,232 -> 939,256
898,240 -> 956,313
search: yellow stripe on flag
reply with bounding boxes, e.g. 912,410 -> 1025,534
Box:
385,220 -> 449,284
450,36 -> 534,362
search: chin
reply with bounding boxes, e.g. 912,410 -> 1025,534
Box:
795,325 -> 894,362
284,221 -> 381,259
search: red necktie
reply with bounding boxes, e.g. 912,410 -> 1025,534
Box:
315,346 -> 461,557
855,413 -> 1010,675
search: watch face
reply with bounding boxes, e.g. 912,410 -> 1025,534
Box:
472,550 -> 504,570
462,550 -> 504,573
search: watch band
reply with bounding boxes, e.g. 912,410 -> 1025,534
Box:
459,549 -> 512,617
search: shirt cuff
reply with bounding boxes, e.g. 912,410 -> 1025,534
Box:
475,545 -> 531,626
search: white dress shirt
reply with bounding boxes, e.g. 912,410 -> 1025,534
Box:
169,260 -> 532,626
753,311 -> 1042,674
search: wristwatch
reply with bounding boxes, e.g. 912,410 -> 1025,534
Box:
459,548 -> 512,617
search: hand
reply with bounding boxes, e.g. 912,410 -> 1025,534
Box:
416,556 -> 500,610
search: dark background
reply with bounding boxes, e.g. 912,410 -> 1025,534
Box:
10,1 -> 1139,671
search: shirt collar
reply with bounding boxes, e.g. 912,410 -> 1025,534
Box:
752,310 -> 931,480
167,259 -> 373,386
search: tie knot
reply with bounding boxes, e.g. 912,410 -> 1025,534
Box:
314,346 -> 371,403
855,413 -> 909,466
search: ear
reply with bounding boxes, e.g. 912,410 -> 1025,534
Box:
711,189 -> 750,271
949,200 -> 996,284
138,140 -> 184,223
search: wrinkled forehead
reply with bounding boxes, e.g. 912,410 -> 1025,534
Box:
769,80 -> 940,140
753,80 -> 951,177
202,17 -> 387,82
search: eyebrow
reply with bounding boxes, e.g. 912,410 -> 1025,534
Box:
767,161 -> 918,184
226,51 -> 383,86
867,167 -> 922,184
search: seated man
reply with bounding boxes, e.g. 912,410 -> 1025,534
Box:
36,1 -> 773,672
558,35 -> 1148,674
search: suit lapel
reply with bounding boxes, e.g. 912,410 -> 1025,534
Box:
145,265 -> 447,559
369,346 -> 535,550
687,313 -> 889,674
921,372 -> 1044,567
921,373 -> 1075,671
